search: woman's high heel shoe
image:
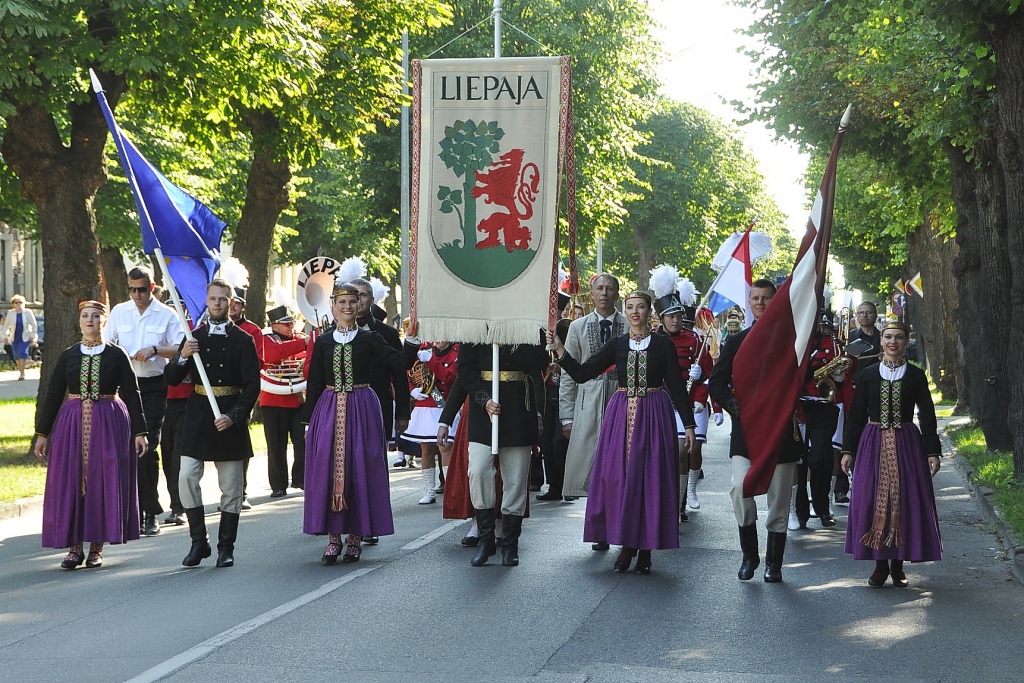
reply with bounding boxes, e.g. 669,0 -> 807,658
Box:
868,560 -> 889,587
890,560 -> 908,587
342,534 -> 362,562
61,545 -> 85,570
635,550 -> 652,574
613,547 -> 637,573
321,535 -> 342,566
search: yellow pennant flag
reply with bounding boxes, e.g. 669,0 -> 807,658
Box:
907,272 -> 924,297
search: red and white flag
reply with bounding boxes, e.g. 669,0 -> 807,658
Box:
732,105 -> 852,498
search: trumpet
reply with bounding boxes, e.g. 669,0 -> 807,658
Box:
813,355 -> 852,402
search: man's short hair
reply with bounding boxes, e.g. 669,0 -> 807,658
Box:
350,277 -> 372,293
207,278 -> 233,295
127,266 -> 153,285
856,301 -> 877,313
591,273 -> 620,291
751,278 -> 777,294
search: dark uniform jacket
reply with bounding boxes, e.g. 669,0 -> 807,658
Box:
164,321 -> 260,462
36,344 -> 146,437
457,342 -> 550,448
708,327 -> 803,463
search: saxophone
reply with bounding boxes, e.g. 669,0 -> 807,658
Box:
813,355 -> 852,402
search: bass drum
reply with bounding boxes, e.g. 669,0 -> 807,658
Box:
297,256 -> 341,329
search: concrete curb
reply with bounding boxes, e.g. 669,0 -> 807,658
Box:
0,495 -> 43,522
944,422 -> 1024,585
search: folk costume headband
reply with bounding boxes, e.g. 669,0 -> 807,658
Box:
79,300 -> 107,315
623,290 -> 653,307
882,321 -> 909,334
332,281 -> 361,298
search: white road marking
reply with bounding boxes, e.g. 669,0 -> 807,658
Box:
124,518 -> 466,682
399,519 -> 467,550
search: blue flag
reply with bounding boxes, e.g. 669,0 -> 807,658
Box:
90,71 -> 226,320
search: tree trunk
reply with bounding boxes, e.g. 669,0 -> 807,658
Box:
633,222 -> 653,290
945,137 -> 1014,451
101,245 -> 130,307
1,77 -> 125,423
233,110 -> 292,326
992,11 -> 1024,478
905,212 -> 960,401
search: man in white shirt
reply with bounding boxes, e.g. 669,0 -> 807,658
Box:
103,266 -> 184,536
559,273 -> 626,552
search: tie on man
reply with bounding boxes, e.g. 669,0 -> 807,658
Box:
600,319 -> 611,345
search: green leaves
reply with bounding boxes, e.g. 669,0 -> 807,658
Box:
438,119 -> 502,177
436,184 -> 463,214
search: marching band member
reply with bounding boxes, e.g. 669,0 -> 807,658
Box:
709,279 -> 803,583
165,279 -> 261,568
224,258 -> 261,511
560,274 -> 627,551
550,290 -> 696,575
651,266 -> 714,520
841,320 -> 942,587
791,312 -> 850,530
302,280 -> 416,565
260,302 -> 308,497
402,341 -> 459,504
35,300 -> 147,570
458,336 -> 550,567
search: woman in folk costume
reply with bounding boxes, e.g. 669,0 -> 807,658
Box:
549,290 -> 696,574
841,321 -> 942,588
34,300 -> 148,570
303,280 -> 415,564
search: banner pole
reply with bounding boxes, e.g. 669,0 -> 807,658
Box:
154,247 -> 222,418
491,0 -> 502,454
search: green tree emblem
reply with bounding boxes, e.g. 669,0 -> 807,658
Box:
438,119 -> 503,249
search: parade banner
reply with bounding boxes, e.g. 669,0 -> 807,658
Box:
410,57 -> 565,344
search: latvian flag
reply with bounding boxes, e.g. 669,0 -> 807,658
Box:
732,104 -> 852,498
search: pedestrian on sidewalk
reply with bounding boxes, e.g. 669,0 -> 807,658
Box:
34,300 -> 148,570
3,294 -> 38,380
841,320 -> 942,588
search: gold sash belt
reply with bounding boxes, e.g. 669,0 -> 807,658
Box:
480,371 -> 527,381
195,385 -> 242,396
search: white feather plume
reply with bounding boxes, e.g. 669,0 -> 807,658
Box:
370,277 -> 390,305
270,285 -> 296,312
711,231 -> 774,272
823,285 -> 833,305
336,256 -> 367,284
676,277 -> 698,306
649,264 -> 680,298
219,257 -> 249,290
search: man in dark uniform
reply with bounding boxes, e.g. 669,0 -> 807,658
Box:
537,292 -> 572,502
165,279 -> 261,568
709,279 -> 802,583
458,338 -> 550,567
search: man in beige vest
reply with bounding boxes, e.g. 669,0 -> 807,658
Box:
559,273 -> 626,550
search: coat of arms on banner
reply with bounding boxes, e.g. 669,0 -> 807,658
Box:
434,120 -> 541,287
411,57 -> 567,344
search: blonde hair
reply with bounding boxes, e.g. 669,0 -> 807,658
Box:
10,295 -> 24,304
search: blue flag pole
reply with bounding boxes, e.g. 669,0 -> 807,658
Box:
90,69 -> 221,418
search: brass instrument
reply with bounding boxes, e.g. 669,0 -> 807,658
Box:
813,355 -> 852,402
410,357 -> 445,409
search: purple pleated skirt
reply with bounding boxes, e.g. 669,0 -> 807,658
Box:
303,387 -> 395,536
845,423 -> 943,561
41,398 -> 139,548
583,390 -> 680,550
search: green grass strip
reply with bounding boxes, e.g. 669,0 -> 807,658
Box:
947,421 -> 1024,540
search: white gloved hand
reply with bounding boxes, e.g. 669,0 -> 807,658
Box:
417,349 -> 432,363
410,388 -> 429,400
688,364 -> 702,380
693,401 -> 705,414
713,412 -> 724,426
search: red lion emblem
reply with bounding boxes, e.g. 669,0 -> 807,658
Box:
472,149 -> 540,252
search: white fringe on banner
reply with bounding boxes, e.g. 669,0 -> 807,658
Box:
419,317 -> 545,346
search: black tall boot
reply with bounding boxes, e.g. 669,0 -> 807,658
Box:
182,506 -> 211,567
764,530 -> 787,583
471,508 -> 496,567
737,524 -> 759,581
501,514 -> 523,566
216,511 -> 239,568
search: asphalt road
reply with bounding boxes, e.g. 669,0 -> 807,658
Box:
1,417 -> 1021,682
